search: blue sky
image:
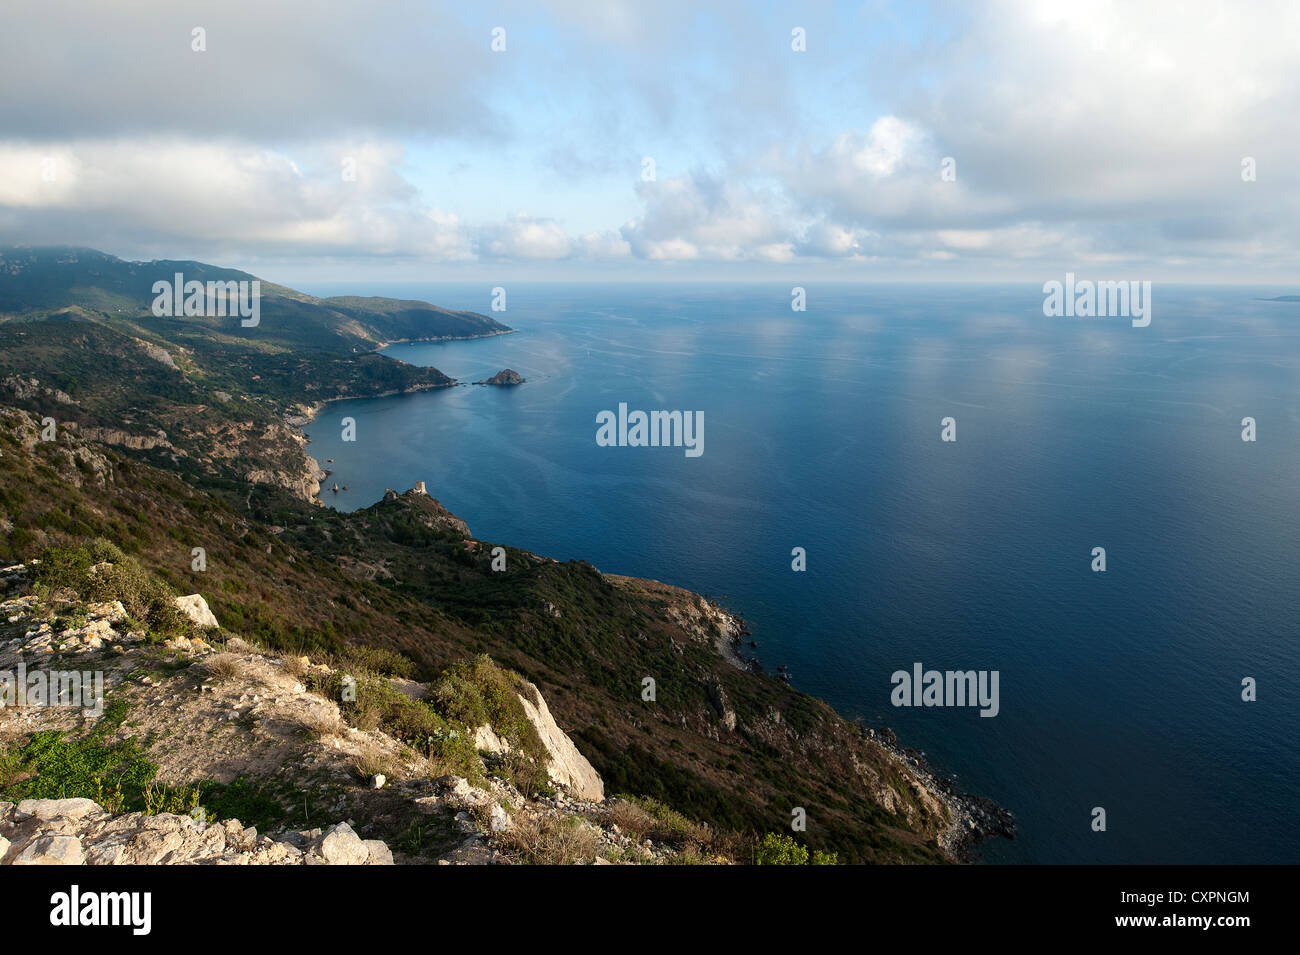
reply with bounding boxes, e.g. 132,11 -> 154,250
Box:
1,1 -> 1297,283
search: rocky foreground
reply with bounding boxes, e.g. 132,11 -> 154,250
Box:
1,798 -> 391,866
0,562 -> 719,865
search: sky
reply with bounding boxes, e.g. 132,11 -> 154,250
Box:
0,0 -> 1297,284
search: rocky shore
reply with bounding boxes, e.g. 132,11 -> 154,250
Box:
864,726 -> 1015,859
604,573 -> 1014,860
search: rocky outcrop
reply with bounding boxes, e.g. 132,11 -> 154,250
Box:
0,799 -> 393,866
469,688 -> 604,802
516,680 -> 604,802
137,340 -> 179,370
2,375 -> 77,406
475,369 -> 524,386
67,423 -> 179,454
707,681 -> 738,732
392,486 -> 471,537
173,594 -> 219,629
244,456 -> 324,503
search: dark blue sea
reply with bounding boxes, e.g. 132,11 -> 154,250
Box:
300,282 -> 1300,864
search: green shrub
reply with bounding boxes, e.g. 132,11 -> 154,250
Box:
755,832 -> 809,865
338,645 -> 415,679
430,655 -> 545,760
88,537 -> 127,564
87,559 -> 187,637
326,674 -> 484,783
33,542 -> 187,638
3,526 -> 36,561
32,545 -> 92,595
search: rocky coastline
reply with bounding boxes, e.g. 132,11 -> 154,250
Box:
275,352 -> 1011,862
704,596 -> 1015,860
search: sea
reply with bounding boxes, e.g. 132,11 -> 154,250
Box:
299,281 -> 1300,864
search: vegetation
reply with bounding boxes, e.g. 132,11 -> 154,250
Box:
754,832 -> 840,865
0,699 -> 158,808
33,541 -> 189,637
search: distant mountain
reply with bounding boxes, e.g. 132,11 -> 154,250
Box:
0,246 -> 511,499
0,246 -> 511,350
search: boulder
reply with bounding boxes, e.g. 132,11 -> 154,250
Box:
15,834 -> 84,865
364,840 -> 394,865
516,680 -> 604,801
173,594 -> 219,629
472,723 -> 509,754
317,822 -> 369,865
15,798 -> 104,823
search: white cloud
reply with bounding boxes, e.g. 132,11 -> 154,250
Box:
620,172 -> 789,262
476,214 -> 573,260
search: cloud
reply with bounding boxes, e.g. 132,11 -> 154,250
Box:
1,0 -> 1298,277
475,214 -> 572,260
0,0 -> 500,142
620,172 -> 789,261
0,139 -> 473,260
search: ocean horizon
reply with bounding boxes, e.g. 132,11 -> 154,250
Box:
298,281 -> 1300,865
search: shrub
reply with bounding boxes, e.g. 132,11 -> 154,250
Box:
88,538 -> 126,564
427,655 -> 552,794
606,798 -> 658,840
34,543 -> 189,638
32,545 -> 92,596
281,653 -> 308,680
351,741 -> 398,782
755,832 -> 809,865
497,813 -> 600,865
142,782 -> 203,817
614,796 -> 711,848
429,655 -> 545,761
330,675 -> 484,784
87,559 -> 187,637
203,654 -> 244,684
337,645 -> 415,679
4,526 -> 36,561
299,707 -> 344,740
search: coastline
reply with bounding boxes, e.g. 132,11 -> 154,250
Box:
283,325 -> 519,432
372,327 -> 517,349
282,340 -> 1013,863
701,592 -> 1015,861
284,381 -> 455,432
866,725 -> 1015,860
605,572 -> 1013,861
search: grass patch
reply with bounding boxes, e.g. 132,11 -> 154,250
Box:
0,698 -> 160,809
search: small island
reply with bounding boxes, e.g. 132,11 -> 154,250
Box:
475,368 -> 525,386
